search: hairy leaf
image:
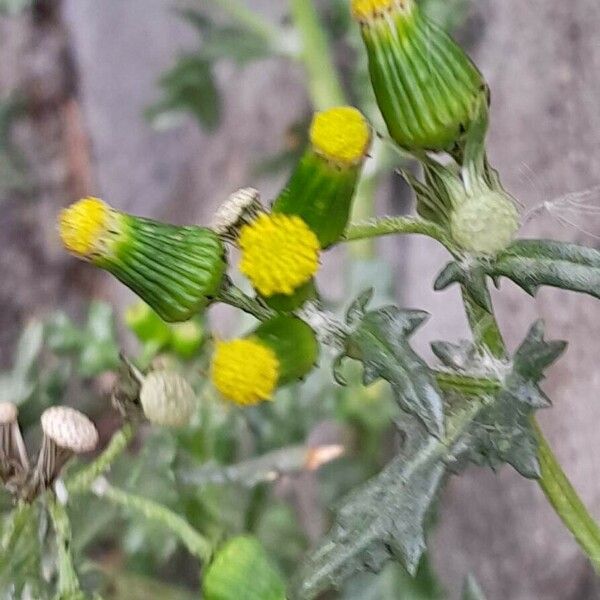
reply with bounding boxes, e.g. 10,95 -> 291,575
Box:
337,291 -> 445,437
435,239 -> 600,309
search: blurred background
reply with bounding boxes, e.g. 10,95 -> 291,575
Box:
1,0 -> 599,598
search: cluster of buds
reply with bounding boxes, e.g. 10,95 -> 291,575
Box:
0,402 -> 98,502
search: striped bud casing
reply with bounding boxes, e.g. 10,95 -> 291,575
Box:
59,198 -> 227,322
352,0 -> 486,152
272,107 -> 371,248
211,315 -> 318,406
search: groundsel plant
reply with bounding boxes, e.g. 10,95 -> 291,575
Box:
2,0 -> 600,598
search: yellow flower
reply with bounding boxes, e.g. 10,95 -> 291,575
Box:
309,107 -> 371,168
351,0 -> 412,22
238,213 -> 320,297
211,339 -> 279,405
59,197 -> 119,259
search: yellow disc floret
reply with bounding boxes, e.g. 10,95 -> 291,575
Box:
239,213 -> 320,297
211,339 -> 279,405
309,107 -> 371,167
59,197 -> 112,259
351,0 -> 413,22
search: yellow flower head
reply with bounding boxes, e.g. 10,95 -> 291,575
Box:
59,197 -> 116,259
239,213 -> 320,297
309,107 -> 371,167
351,0 -> 414,22
211,338 -> 279,405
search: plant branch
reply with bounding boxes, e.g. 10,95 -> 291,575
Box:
67,424 -> 134,495
216,278 -> 275,321
460,284 -> 600,570
434,370 -> 501,397
344,216 -> 455,250
289,0 -> 346,110
534,421 -> 600,571
92,477 -> 212,563
47,496 -> 81,597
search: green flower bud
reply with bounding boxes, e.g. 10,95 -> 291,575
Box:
168,320 -> 205,359
59,198 -> 227,322
124,301 -> 172,347
272,106 -> 371,248
352,0 -> 485,151
203,536 -> 286,600
139,370 -> 195,427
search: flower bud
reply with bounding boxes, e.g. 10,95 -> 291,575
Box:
272,107 -> 371,248
352,0 -> 485,151
211,316 -> 319,406
124,301 -> 172,348
59,197 -> 227,322
139,370 -> 195,427
238,212 -> 320,311
36,406 -> 99,490
203,536 -> 285,600
212,187 -> 264,243
168,320 -> 205,359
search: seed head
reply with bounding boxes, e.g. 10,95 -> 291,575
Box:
212,187 -> 264,241
41,406 -> 99,454
140,371 -> 195,427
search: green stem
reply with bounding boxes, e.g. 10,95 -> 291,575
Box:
216,279 -> 274,321
67,424 -> 134,495
1,501 -> 32,553
460,287 -> 600,570
345,216 -> 454,249
47,497 -> 81,596
210,0 -> 283,48
534,421 -> 600,571
434,371 -> 501,397
289,0 -> 346,110
93,479 -> 212,563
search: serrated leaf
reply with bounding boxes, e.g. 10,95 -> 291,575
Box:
340,298 -> 444,438
434,262 -> 492,312
289,421 -> 447,600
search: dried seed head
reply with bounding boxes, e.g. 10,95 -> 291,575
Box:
41,407 -> 99,454
0,402 -> 29,486
140,371 -> 195,428
212,187 -> 264,242
0,402 -> 18,425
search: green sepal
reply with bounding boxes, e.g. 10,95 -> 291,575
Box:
435,239 -> 600,310
272,149 -> 361,248
359,5 -> 486,152
251,315 -> 319,385
336,289 -> 445,438
203,536 -> 286,600
97,216 -> 227,322
262,279 -> 317,312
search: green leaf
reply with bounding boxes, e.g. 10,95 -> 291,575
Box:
461,575 -> 487,600
203,536 -> 286,600
147,55 -> 221,131
289,420 -> 447,599
435,240 -> 600,310
492,239 -> 600,299
338,292 -> 445,437
201,26 -> 273,65
12,320 -> 43,377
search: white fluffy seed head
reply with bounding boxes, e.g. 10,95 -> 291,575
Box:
41,406 -> 99,453
0,402 -> 18,425
212,188 -> 263,238
450,191 -> 520,255
140,371 -> 195,428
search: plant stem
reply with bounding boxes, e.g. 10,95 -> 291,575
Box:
216,279 -> 274,321
345,216 -> 454,250
289,0 -> 346,110
434,370 -> 501,397
210,0 -> 283,48
1,501 -> 32,553
67,424 -> 134,495
47,496 -> 81,596
534,421 -> 600,571
460,287 -> 600,570
92,478 -> 212,563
